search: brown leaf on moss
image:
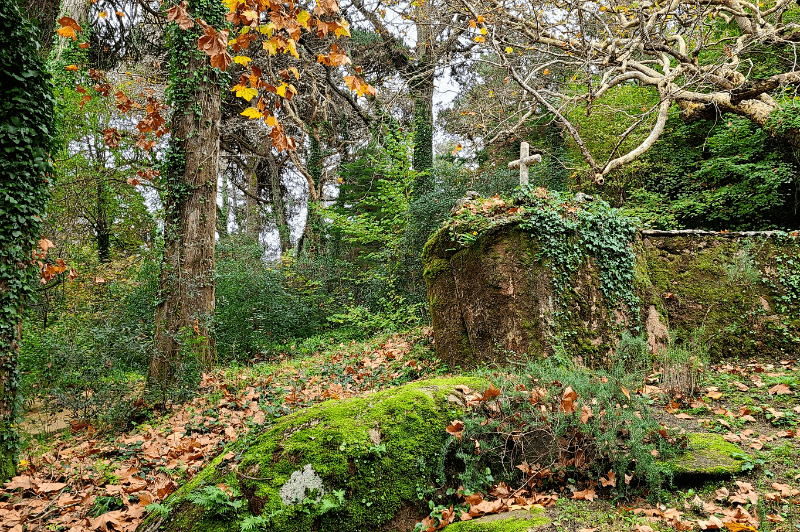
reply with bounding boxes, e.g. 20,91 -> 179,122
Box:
446,420 -> 464,440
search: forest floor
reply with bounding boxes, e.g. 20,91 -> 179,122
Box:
1,327 -> 799,532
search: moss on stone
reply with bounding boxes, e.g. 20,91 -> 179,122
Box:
445,509 -> 549,532
422,227 -> 459,264
149,378 -> 489,532
667,433 -> 744,476
424,258 -> 452,281
640,234 -> 800,359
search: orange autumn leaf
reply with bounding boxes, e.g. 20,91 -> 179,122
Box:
65,64 -> 79,71
482,384 -> 501,401
57,16 -> 81,40
446,420 -> 464,440
166,0 -> 194,29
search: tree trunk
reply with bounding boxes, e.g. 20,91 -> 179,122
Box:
245,165 -> 260,238
300,132 -> 325,256
96,174 -> 111,263
411,79 -> 434,183
264,157 -> 291,253
0,0 -> 55,481
150,11 -> 222,391
411,8 -> 435,182
19,0 -> 59,57
54,0 -> 89,61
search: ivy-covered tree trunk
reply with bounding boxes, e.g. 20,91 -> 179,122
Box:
19,0 -> 59,58
299,130 -> 324,256
0,0 -> 55,481
410,1 -> 435,183
150,0 -> 225,390
411,77 -> 434,177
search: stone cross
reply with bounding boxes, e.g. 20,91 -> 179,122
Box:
507,142 -> 542,185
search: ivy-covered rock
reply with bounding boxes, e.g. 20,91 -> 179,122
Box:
138,377 -> 488,532
424,189 -> 800,366
423,190 -> 639,368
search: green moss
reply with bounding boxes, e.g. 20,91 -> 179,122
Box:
424,258 -> 452,281
641,234 -> 800,359
445,509 -> 549,531
156,378 -> 489,532
667,433 -> 744,476
422,227 -> 458,263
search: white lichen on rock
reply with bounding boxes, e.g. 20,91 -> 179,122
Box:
279,464 -> 325,505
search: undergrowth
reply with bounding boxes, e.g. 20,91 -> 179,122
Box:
448,359 -> 682,498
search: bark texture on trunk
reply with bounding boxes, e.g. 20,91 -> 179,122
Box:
150,40 -> 221,388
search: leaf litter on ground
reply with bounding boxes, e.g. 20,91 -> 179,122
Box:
1,329 -> 439,532
6,339 -> 800,532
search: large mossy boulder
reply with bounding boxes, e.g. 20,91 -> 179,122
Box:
138,377 -> 488,532
423,192 -> 638,368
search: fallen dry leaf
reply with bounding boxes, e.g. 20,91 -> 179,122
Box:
769,383 -> 791,395
599,470 -> 616,488
446,420 -> 464,440
571,488 -> 597,501
698,515 -> 724,530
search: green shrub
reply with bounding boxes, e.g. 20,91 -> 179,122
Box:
20,317 -> 146,427
214,236 -> 329,361
444,358 -> 681,499
624,115 -> 799,230
19,257 -> 157,427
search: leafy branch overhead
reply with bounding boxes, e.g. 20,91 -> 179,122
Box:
58,0 -> 374,154
451,0 -> 800,184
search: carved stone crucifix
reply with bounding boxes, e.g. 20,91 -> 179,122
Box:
507,142 -> 542,185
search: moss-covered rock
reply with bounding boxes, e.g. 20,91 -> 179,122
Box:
138,377 -> 489,532
641,233 -> 800,360
424,192 -> 800,366
667,433 -> 744,477
445,509 -> 550,532
422,195 -> 636,368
